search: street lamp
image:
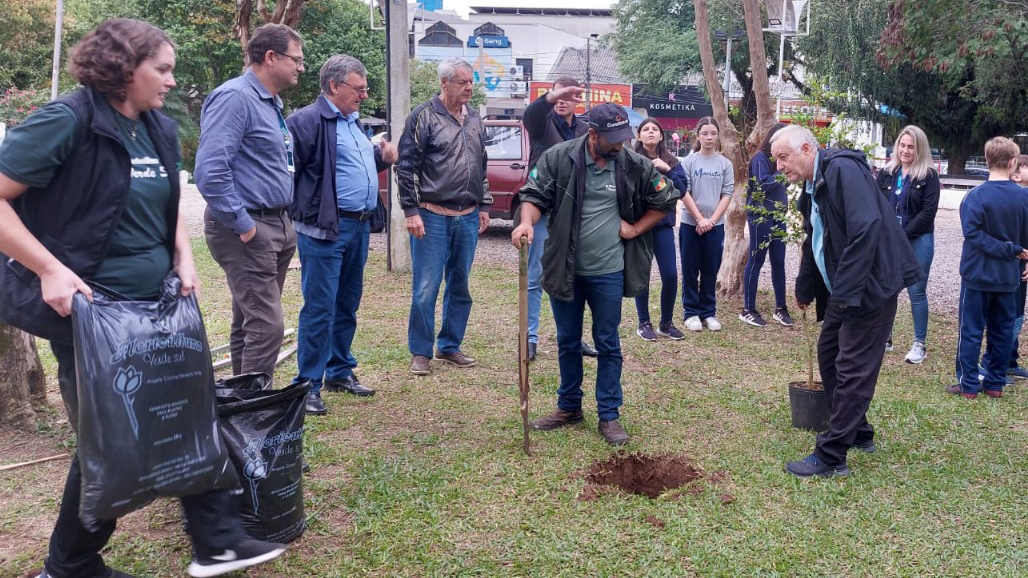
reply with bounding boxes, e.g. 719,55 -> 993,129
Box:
714,28 -> 745,111
585,33 -> 599,111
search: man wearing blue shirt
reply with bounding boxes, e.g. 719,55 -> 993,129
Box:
286,55 -> 397,415
197,24 -> 305,381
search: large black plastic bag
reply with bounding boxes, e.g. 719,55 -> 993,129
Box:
71,276 -> 238,530
216,375 -> 311,543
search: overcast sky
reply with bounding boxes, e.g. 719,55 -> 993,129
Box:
442,0 -> 614,19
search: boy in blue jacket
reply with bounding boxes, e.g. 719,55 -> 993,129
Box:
951,138 -> 1028,399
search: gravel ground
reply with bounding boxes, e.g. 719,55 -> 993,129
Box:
181,185 -> 964,316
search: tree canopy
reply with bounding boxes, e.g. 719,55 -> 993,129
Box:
797,0 -> 1028,172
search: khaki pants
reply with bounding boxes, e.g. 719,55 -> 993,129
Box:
204,208 -> 297,380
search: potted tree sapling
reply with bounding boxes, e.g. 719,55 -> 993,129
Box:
747,172 -> 829,432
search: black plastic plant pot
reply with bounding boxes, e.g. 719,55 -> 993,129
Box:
788,381 -> 828,432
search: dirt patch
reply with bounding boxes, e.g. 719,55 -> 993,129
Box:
583,452 -> 702,499
789,380 -> 824,392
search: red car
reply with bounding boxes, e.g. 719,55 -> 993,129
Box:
377,119 -> 529,220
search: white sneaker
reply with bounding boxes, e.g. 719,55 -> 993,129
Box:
703,316 -> 722,331
904,341 -> 926,364
684,315 -> 703,332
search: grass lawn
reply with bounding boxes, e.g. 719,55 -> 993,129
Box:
3,238 -> 1028,577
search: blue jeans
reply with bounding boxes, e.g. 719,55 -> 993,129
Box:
634,224 -> 678,325
743,215 -> 786,311
906,233 -> 934,342
550,272 -> 624,420
956,284 -> 1016,394
408,209 -> 479,357
680,223 -> 724,319
293,220 -> 369,394
526,215 -> 549,344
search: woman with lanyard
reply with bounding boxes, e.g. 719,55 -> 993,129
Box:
632,119 -> 687,341
875,125 -> 940,364
0,19 -> 284,578
740,122 -> 793,328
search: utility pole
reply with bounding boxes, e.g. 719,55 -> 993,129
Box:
585,33 -> 598,111
385,0 -> 411,272
50,0 -> 65,100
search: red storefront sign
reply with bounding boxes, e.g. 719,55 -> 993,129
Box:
529,82 -> 633,115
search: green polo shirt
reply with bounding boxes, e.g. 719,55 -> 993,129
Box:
574,154 -> 624,276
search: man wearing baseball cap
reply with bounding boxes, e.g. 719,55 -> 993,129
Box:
511,103 -> 680,445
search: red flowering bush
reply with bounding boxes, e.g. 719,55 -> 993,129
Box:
0,88 -> 50,127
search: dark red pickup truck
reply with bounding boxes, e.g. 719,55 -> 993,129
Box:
378,119 -> 529,220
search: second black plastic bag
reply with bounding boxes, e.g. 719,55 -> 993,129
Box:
71,276 -> 238,531
216,374 -> 311,543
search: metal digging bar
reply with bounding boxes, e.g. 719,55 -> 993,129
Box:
517,235 -> 532,455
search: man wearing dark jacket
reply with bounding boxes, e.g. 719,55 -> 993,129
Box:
519,78 -> 597,361
771,125 -> 924,478
286,54 -> 396,415
511,103 -> 678,446
396,58 -> 492,376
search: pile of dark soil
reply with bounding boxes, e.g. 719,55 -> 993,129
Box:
584,452 -> 702,499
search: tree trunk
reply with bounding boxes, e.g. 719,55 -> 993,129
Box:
742,0 -> 777,154
235,0 -> 307,66
694,0 -> 749,302
0,323 -> 47,430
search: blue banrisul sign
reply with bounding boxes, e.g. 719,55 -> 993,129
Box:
467,35 -> 509,48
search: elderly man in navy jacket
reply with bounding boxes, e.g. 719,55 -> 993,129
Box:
286,54 -> 397,415
771,125 -> 924,478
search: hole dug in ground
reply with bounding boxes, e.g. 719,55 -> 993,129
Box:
583,452 -> 702,499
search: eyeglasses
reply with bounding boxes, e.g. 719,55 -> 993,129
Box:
341,80 -> 369,95
275,52 -> 305,67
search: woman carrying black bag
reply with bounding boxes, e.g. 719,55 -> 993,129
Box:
0,19 -> 285,578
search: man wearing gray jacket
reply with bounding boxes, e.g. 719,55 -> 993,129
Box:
396,58 -> 492,376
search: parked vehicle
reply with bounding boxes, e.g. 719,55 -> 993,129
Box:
377,119 -> 529,221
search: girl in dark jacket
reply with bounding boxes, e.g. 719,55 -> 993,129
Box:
740,122 -> 793,328
633,119 -> 687,340
876,124 -> 940,363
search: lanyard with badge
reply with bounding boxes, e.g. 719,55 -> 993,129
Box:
276,105 -> 295,173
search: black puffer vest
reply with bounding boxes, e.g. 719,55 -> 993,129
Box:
0,87 -> 180,343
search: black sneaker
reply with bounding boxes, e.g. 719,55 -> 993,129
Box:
656,321 -> 686,340
636,321 -> 657,341
885,337 -> 894,352
773,307 -> 795,327
784,453 -> 851,478
852,441 -> 877,453
187,538 -> 286,577
738,309 -> 767,327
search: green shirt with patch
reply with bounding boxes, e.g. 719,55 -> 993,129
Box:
0,104 -> 173,300
574,155 -> 624,276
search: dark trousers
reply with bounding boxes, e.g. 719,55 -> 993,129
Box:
814,297 -> 897,466
550,272 -> 624,420
634,224 -> 678,325
957,284 -> 1017,394
46,343 -> 245,578
743,216 -> 786,311
680,223 -> 724,319
205,209 -> 297,380
981,280 -> 1025,370
293,220 -> 369,394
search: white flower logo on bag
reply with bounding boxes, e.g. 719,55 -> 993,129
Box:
112,366 -> 143,439
243,458 -> 269,514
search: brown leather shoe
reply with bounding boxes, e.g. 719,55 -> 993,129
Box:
410,355 -> 431,376
435,350 -> 476,368
531,408 -> 584,430
598,419 -> 630,446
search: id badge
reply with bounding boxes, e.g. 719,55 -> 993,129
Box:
284,135 -> 295,173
